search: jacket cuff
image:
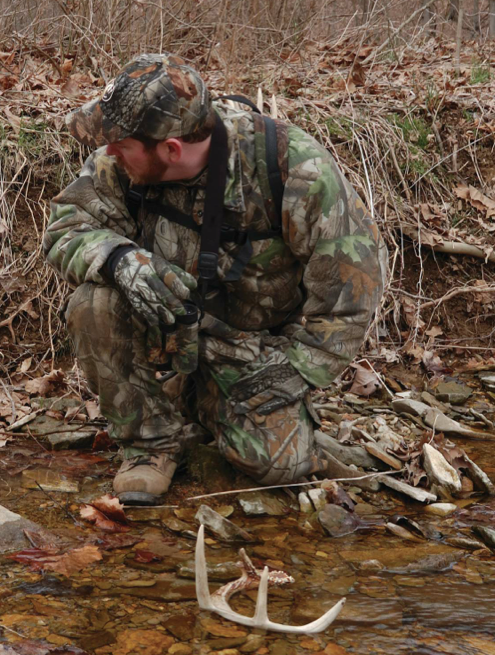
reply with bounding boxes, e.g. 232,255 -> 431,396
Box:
101,245 -> 138,281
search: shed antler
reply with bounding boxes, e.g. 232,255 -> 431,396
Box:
195,524 -> 346,633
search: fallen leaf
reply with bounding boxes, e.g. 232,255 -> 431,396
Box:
349,363 -> 381,396
133,549 -> 163,563
425,325 -> 443,338
80,494 -> 130,532
85,400 -> 101,420
422,350 -> 452,375
25,370 -> 66,396
7,545 -> 101,576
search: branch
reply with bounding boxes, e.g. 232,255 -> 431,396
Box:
362,0 -> 438,65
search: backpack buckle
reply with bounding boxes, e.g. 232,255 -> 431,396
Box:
198,252 -> 218,281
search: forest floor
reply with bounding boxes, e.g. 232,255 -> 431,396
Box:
2,35 -> 495,655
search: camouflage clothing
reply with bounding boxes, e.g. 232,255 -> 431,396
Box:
44,99 -> 387,484
66,283 -> 327,484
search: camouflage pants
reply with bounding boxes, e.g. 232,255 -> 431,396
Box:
66,283 -> 328,485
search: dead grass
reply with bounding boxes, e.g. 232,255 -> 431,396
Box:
2,2 -> 495,381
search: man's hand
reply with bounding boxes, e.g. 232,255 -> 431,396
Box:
114,248 -> 197,326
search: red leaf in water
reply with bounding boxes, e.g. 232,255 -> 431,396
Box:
95,534 -> 141,550
80,493 -> 130,532
134,549 -> 163,563
6,545 -> 101,576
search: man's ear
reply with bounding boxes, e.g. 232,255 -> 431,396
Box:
157,138 -> 182,163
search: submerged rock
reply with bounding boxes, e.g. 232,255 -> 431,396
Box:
0,504 -> 54,553
195,505 -> 254,542
423,502 -> 457,516
237,490 -> 288,516
472,525 -> 495,552
318,504 -> 362,537
422,443 -> 462,494
22,468 -> 80,493
460,454 -> 495,494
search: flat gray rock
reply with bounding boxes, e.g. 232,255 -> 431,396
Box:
195,505 -> 254,542
0,505 -> 53,553
391,398 -> 430,417
318,504 -> 362,537
47,429 -> 96,450
434,381 -> 472,405
315,431 -> 386,470
379,476 -> 437,502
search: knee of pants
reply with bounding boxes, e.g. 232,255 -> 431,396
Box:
65,283 -> 126,338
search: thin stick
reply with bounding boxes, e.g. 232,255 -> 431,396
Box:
362,0 -> 437,65
185,469 -> 402,503
35,482 -> 82,526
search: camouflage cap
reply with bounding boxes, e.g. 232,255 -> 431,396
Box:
66,53 -> 211,149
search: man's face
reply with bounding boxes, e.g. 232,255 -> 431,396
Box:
106,138 -> 168,185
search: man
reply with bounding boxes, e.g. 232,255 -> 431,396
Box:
43,53 -> 387,506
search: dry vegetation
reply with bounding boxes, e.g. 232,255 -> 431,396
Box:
2,0 -> 495,382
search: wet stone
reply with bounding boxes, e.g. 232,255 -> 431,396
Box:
318,504 -> 362,538
239,635 -> 266,653
238,491 -> 288,516
47,429 -> 96,450
270,639 -> 297,655
195,505 -> 254,542
169,645 -> 193,655
0,504 -> 53,553
434,381 -> 472,405
161,612 -> 196,640
423,502 -> 457,516
208,637 -> 248,649
22,468 -> 80,493
78,630 -> 116,651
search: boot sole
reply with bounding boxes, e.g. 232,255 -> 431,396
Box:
117,491 -> 164,506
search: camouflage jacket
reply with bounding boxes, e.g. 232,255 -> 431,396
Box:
44,101 -> 387,388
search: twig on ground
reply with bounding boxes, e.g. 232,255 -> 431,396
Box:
185,469 -> 402,503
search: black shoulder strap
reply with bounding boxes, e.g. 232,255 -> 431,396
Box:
217,94 -> 261,114
197,112 -> 229,300
263,115 -> 284,227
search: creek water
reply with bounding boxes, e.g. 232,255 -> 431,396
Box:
1,393 -> 495,655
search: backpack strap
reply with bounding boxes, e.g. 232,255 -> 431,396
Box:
252,113 -> 288,230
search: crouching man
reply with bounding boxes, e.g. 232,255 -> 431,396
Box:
43,53 -> 387,506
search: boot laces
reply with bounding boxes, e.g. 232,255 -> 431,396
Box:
126,454 -> 160,470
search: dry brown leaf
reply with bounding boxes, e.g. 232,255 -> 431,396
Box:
425,325 -> 443,338
85,400 -> 101,420
80,493 -> 130,532
7,545 -> 101,576
422,349 -> 451,375
454,184 -> 495,217
349,363 -> 381,397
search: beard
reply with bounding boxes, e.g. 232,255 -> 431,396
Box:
116,149 -> 169,185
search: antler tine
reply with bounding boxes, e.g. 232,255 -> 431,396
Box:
253,566 -> 269,624
195,523 -> 346,633
195,524 -> 214,610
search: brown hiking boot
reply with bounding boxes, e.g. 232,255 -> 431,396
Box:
113,453 -> 177,506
